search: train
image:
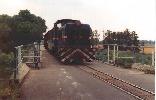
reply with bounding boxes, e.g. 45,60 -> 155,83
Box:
44,19 -> 95,63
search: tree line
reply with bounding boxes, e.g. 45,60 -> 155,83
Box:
92,29 -> 141,52
0,10 -> 47,53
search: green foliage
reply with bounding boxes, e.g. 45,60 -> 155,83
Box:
12,10 -> 47,46
0,14 -> 12,24
0,53 -> 14,80
95,49 -> 107,61
116,51 -> 134,68
95,49 -> 113,62
95,50 -> 152,68
135,53 -> 152,65
0,15 -> 12,53
0,53 -> 14,65
103,29 -> 140,52
99,41 -> 103,44
0,10 -> 47,52
91,30 -> 100,45
118,51 -> 133,57
140,40 -> 155,46
116,58 -> 133,68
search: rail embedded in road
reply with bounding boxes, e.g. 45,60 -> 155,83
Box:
79,65 -> 155,100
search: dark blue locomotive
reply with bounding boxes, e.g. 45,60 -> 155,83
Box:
44,19 -> 95,63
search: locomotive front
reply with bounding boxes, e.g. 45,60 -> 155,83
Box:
44,19 -> 95,63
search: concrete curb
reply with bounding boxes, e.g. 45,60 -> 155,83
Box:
10,63 -> 30,84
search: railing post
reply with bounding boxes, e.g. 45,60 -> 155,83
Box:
132,47 -> 136,63
116,45 -> 118,59
38,42 -> 40,63
14,45 -> 22,80
17,45 -> 22,74
152,50 -> 155,67
34,42 -> 39,69
116,45 -> 119,66
108,45 -> 110,64
34,42 -> 37,68
113,44 -> 116,64
141,46 -> 144,64
13,47 -> 17,80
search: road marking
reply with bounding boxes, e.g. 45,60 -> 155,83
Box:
72,82 -> 80,88
63,71 -> 67,74
66,75 -> 72,79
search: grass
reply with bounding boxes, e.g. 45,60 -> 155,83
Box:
0,64 -> 11,98
0,81 -> 20,100
0,52 -> 21,99
0,65 -> 12,79
0,65 -> 20,99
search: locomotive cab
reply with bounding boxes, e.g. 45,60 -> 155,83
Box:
64,23 -> 92,48
53,19 -> 93,48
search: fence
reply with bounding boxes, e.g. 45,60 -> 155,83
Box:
95,44 -> 155,68
13,42 -> 41,80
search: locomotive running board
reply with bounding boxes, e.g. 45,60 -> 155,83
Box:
61,49 -> 93,63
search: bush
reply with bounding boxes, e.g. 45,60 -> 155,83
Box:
95,49 -> 107,62
95,49 -> 153,68
116,51 -> 133,68
118,51 -> 133,57
0,52 -> 14,65
132,63 -> 155,74
0,53 -> 14,79
135,53 -> 152,65
116,58 -> 133,68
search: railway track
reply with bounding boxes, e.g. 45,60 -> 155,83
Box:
79,64 -> 155,100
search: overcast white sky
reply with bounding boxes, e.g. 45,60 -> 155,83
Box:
0,0 -> 155,40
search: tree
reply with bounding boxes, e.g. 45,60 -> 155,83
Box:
91,30 -> 100,46
11,10 -> 47,46
0,15 -> 12,53
103,29 -> 140,51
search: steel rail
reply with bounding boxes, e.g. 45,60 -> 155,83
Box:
79,65 -> 155,100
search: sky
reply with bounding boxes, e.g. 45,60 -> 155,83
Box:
0,0 -> 155,40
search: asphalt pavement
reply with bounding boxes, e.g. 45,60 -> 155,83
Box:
89,61 -> 155,92
21,50 -> 138,100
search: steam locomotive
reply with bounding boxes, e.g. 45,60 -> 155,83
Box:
44,19 -> 95,63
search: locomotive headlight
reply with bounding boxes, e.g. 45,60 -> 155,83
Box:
63,36 -> 67,39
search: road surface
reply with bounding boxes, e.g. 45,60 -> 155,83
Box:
21,50 -> 137,100
90,61 -> 155,92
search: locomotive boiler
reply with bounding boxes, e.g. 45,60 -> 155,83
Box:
44,19 -> 95,63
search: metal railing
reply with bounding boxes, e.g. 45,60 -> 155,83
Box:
96,44 -> 155,67
13,42 -> 41,80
